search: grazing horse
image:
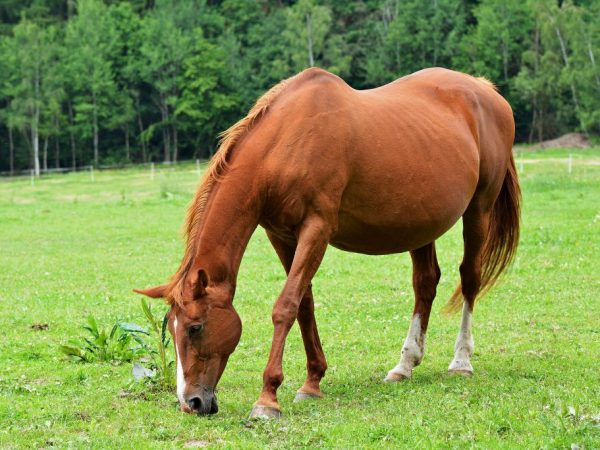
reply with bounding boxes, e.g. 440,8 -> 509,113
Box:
135,67 -> 520,418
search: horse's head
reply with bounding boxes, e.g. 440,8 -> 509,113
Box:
135,269 -> 242,415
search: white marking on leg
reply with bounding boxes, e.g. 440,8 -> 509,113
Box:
174,317 -> 186,404
448,302 -> 474,374
385,314 -> 424,381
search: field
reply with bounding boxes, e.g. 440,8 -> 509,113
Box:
1,148 -> 599,449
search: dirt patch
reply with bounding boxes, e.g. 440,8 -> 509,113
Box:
528,133 -> 590,150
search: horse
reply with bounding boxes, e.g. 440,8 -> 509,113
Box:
134,67 -> 520,419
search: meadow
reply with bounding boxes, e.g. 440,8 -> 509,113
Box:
0,148 -> 599,449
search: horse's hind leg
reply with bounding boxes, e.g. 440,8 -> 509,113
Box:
385,243 -> 440,381
448,207 -> 490,376
265,231 -> 327,401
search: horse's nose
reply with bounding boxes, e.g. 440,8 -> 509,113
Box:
187,397 -> 202,413
187,395 -> 218,415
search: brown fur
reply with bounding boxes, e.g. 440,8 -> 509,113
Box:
135,67 -> 521,416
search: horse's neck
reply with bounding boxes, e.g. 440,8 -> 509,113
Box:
192,169 -> 262,290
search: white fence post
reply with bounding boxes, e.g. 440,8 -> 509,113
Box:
150,162 -> 155,180
90,166 -> 95,182
196,159 -> 201,175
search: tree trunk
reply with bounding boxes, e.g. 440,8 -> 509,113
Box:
54,113 -> 60,169
33,63 -> 40,177
67,0 -> 75,18
8,126 -> 14,175
587,39 -> 600,92
553,22 -> 587,134
92,90 -> 99,166
32,123 -> 40,177
68,101 -> 77,170
160,94 -> 170,163
306,13 -> 314,66
538,108 -> 544,143
530,25 -> 540,144
55,136 -> 60,169
135,94 -> 147,163
42,137 -> 48,173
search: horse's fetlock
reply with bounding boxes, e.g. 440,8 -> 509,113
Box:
268,371 -> 284,389
308,360 -> 327,378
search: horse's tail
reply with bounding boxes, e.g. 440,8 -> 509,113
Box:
444,155 -> 521,313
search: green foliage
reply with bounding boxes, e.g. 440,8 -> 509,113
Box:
0,0 -> 599,173
59,315 -> 147,363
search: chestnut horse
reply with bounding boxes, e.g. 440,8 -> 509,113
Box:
135,67 -> 520,418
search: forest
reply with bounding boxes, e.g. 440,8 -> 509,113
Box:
0,0 -> 598,175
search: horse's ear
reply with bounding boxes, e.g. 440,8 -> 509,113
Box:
133,284 -> 168,299
193,269 -> 209,298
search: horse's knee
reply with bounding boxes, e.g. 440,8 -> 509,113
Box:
272,307 -> 296,329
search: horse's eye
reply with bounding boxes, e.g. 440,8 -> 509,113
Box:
188,324 -> 204,336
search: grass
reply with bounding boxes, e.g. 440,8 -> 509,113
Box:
0,149 -> 599,449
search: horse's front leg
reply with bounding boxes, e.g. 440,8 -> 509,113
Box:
249,218 -> 331,419
265,231 -> 328,402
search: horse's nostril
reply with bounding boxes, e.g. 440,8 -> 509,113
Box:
187,397 -> 202,412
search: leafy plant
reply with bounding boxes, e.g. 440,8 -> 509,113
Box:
60,315 -> 148,363
133,299 -> 175,389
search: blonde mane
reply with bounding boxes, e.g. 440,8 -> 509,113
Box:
166,75 -> 296,305
476,76 -> 498,91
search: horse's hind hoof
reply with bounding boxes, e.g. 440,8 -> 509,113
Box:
384,369 -> 411,382
248,405 -> 282,420
294,390 -> 323,402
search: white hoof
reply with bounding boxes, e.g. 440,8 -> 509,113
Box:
384,368 -> 412,382
448,359 -> 473,376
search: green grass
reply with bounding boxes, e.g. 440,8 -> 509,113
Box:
1,149 -> 599,448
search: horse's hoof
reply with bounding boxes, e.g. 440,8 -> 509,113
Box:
294,390 -> 323,402
384,370 -> 411,382
248,405 -> 282,420
448,360 -> 473,377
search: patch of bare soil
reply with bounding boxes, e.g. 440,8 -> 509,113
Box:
529,133 -> 590,150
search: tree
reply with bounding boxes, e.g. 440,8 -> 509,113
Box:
177,29 -> 238,158
9,18 -> 54,176
365,0 -> 467,85
455,0 -> 532,85
284,0 -> 333,71
65,0 -> 118,167
137,3 -> 194,163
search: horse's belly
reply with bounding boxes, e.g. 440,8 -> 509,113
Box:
330,213 -> 460,254
331,170 -> 476,255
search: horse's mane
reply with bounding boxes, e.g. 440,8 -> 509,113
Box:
165,75 -> 295,305
475,76 -> 497,91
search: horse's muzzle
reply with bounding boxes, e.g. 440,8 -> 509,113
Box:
186,392 -> 218,416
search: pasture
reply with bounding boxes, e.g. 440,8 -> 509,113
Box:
1,148 -> 599,448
